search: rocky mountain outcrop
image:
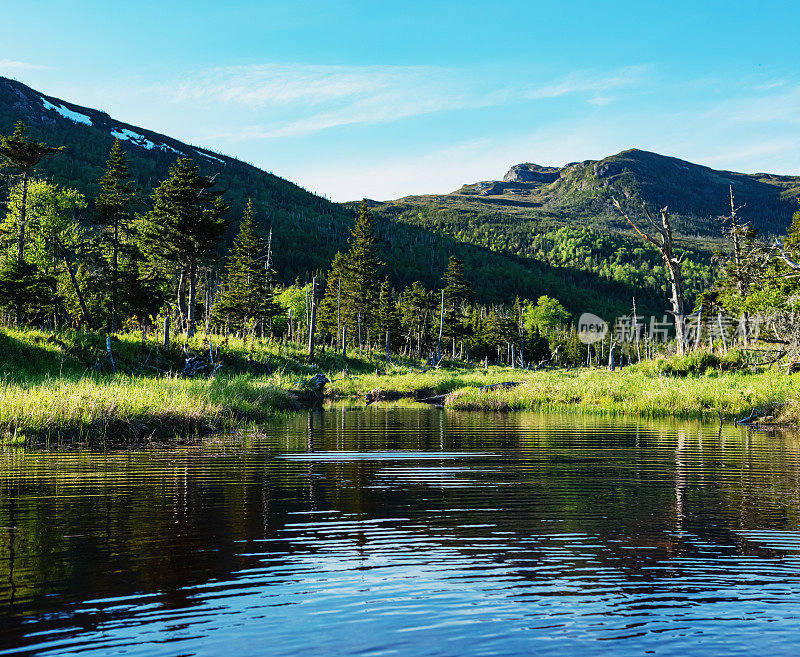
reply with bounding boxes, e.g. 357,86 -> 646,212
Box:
444,149 -> 800,236
502,163 -> 560,184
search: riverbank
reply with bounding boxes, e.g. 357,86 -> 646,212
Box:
1,328 -> 796,442
330,363 -> 797,423
0,328 -> 339,442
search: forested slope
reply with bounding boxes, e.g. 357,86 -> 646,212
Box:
7,75 -> 799,317
0,76 -> 674,316
374,149 -> 800,313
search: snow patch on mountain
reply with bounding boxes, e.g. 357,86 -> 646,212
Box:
111,127 -> 181,154
196,149 -> 226,165
41,98 -> 92,126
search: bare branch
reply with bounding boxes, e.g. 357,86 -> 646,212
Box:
774,240 -> 800,270
612,196 -> 660,248
641,202 -> 664,236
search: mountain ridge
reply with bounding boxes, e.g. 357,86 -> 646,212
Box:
0,75 -> 658,317
0,75 -> 355,284
388,148 -> 800,239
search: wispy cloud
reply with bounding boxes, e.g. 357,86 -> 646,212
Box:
0,59 -> 52,71
524,65 -> 650,100
170,64 -> 449,106
712,84 -> 800,125
153,62 -> 651,140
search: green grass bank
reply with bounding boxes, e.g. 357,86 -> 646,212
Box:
1,328 -> 797,443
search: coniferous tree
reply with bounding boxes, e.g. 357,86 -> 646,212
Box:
526,325 -> 551,364
317,251 -> 347,345
377,278 -> 401,352
441,255 -> 473,356
399,281 -> 434,356
95,140 -> 137,331
138,158 -> 228,337
342,200 -> 383,345
213,200 -> 280,335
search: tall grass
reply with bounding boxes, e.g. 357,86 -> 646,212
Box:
444,367 -> 795,420
0,329 -> 328,442
1,329 -> 794,442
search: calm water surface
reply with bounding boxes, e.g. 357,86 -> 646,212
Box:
2,407 -> 800,656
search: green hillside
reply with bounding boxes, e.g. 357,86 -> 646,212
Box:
0,76 -> 351,284
391,148 -> 800,237
5,76 -> 798,319
0,76 -> 679,317
373,149 -> 800,313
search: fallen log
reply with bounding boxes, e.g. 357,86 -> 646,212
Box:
417,393 -> 448,405
479,381 -> 522,392
736,408 -> 759,425
418,381 -> 523,406
364,389 -> 408,405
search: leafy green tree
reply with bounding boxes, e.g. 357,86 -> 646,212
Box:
214,200 -> 281,335
27,181 -> 91,326
0,122 -> 63,264
0,180 -> 87,325
95,140 -> 137,331
274,282 -> 312,339
525,295 -> 571,333
138,158 -> 228,337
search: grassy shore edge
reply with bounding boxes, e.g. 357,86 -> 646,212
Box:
2,329 -> 797,443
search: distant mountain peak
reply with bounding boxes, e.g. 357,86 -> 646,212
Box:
503,163 -> 561,184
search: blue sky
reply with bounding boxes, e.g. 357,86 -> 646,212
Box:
1,0 -> 799,200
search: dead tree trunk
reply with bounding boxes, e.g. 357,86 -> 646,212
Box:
613,197 -> 687,355
308,276 -> 318,361
186,257 -> 197,338
176,270 -> 186,335
52,232 -> 91,327
17,170 -> 28,265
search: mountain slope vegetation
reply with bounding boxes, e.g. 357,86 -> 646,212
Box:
0,76 -> 677,317
374,149 -> 800,313
3,76 -> 799,319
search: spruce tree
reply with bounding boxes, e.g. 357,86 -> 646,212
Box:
342,200 -> 383,345
526,325 -> 551,364
213,200 -> 280,335
95,140 -> 137,331
441,255 -> 473,355
377,278 -> 401,352
399,281 -> 434,356
138,158 -> 228,337
317,251 -> 347,345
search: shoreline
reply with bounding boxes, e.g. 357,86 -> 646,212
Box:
2,328 -> 797,444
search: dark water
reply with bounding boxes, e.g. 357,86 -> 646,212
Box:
2,407 -> 800,656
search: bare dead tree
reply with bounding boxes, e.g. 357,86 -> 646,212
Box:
774,242 -> 800,271
612,196 -> 687,354
723,186 -> 750,297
